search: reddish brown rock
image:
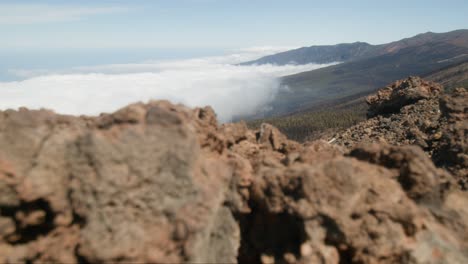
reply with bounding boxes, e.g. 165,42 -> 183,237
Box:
0,102 -> 240,263
367,76 -> 443,117
336,78 -> 467,189
240,153 -> 468,264
257,123 -> 301,154
0,94 -> 467,263
349,144 -> 455,202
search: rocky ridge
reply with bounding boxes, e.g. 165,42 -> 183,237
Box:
0,77 -> 467,263
336,77 -> 467,189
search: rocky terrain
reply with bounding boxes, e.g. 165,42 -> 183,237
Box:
336,77 -> 467,189
0,77 -> 467,263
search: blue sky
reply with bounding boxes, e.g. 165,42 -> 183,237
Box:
2,0 -> 468,51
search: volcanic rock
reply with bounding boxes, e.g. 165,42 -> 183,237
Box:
0,102 -> 239,263
0,82 -> 467,263
336,77 -> 467,188
367,76 -> 443,117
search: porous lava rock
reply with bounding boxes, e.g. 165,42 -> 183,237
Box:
0,102 -> 239,263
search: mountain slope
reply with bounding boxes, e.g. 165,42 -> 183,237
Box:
425,61 -> 468,90
262,41 -> 468,116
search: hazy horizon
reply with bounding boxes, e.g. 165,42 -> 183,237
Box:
2,1 -> 468,50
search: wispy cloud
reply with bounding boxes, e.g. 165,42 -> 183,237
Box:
0,4 -> 128,25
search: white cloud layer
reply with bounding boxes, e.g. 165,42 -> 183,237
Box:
0,4 -> 127,25
0,50 -> 334,122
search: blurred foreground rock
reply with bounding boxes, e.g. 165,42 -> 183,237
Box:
0,78 -> 467,263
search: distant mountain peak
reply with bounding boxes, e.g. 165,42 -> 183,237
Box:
243,29 -> 468,66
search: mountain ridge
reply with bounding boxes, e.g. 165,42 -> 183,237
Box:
241,41 -> 377,65
243,29 -> 468,66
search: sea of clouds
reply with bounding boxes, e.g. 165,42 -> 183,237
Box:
0,48 -> 334,122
